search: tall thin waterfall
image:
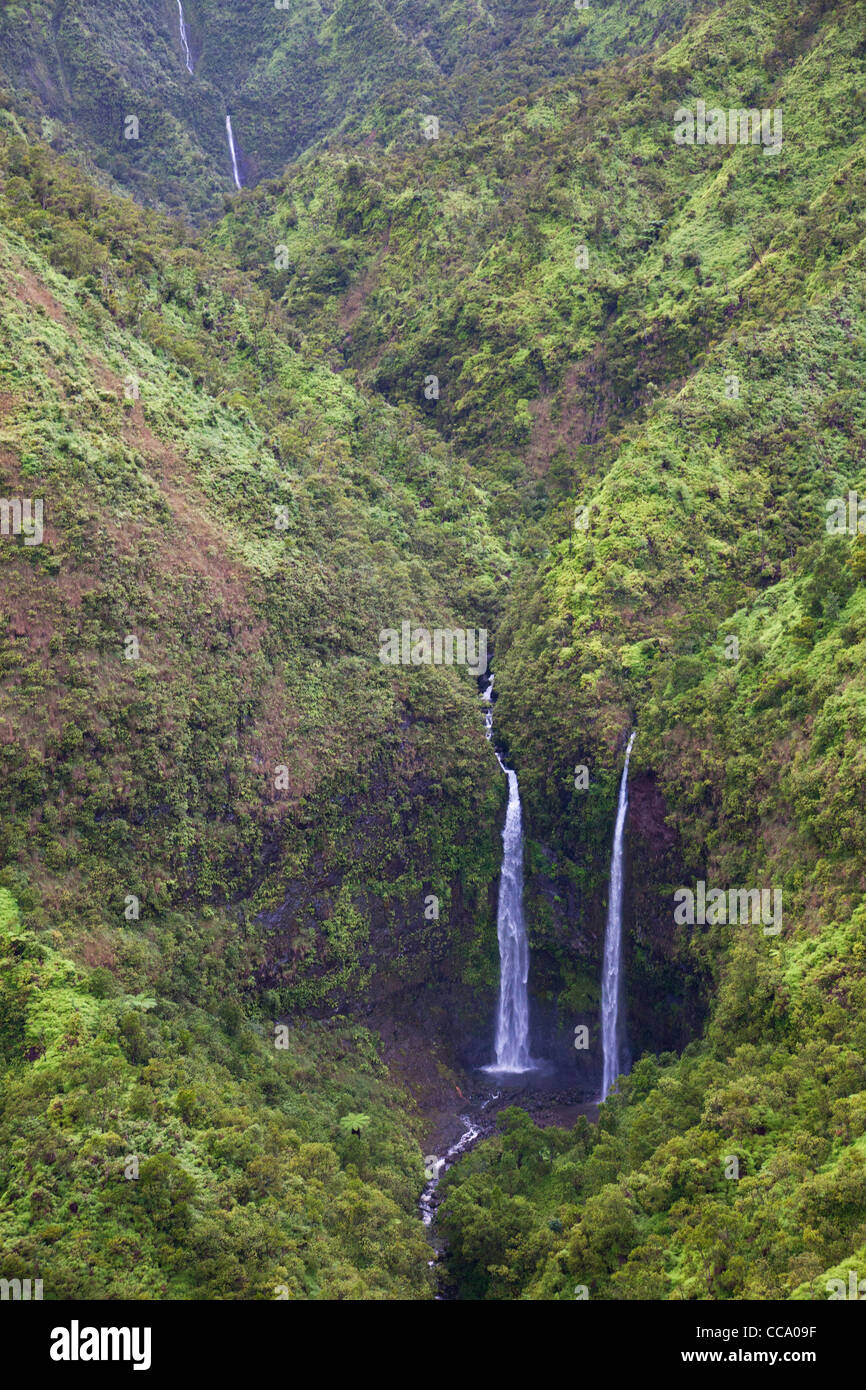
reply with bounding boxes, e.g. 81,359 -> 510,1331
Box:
225,115 -> 243,189
177,0 -> 194,74
599,730 -> 636,1101
482,678 -> 532,1073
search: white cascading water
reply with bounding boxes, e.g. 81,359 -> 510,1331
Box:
225,114 -> 243,189
177,0 -> 194,74
599,730 -> 636,1102
419,1116 -> 481,1227
173,8 -> 241,192
482,677 -> 532,1073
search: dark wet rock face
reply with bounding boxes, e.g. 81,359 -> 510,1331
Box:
625,773 -> 710,1063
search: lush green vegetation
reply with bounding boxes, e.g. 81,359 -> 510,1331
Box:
424,0 -> 866,1300
0,117 -> 511,1012
0,888 -> 435,1297
217,0 -> 866,1044
1,0 -> 865,1300
0,91 -> 505,1298
0,0 -> 721,219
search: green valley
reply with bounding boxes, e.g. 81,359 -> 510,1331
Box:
1,0 -> 865,1314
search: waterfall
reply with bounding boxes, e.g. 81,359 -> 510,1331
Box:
177,0 -> 194,74
482,677 -> 533,1073
599,730 -> 636,1102
175,8 -> 242,193
225,115 -> 243,189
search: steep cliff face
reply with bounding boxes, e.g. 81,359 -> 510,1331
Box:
624,771 -> 709,1066
252,750 -> 504,1029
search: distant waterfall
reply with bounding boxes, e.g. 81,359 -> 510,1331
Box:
482,677 -> 532,1073
177,0 -> 194,74
225,115 -> 243,189
599,730 -> 636,1101
173,7 -> 241,192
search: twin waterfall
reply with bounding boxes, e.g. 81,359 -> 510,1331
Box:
599,731 -> 636,1101
175,2 -> 243,189
481,680 -> 635,1095
482,679 -> 532,1073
